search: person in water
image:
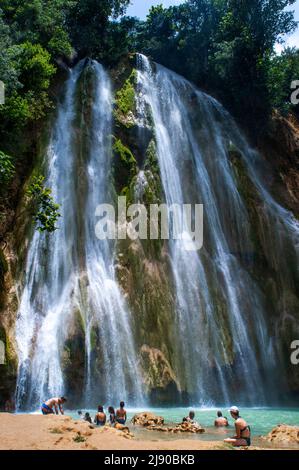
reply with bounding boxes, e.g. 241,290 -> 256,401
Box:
41,397 -> 67,415
214,411 -> 229,427
108,406 -> 116,426
224,406 -> 251,447
116,401 -> 127,425
94,405 -> 106,426
84,412 -> 92,424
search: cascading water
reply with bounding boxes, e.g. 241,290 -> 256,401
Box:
136,54 -> 299,405
15,60 -> 143,410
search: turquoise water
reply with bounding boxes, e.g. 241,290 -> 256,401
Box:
68,407 -> 299,442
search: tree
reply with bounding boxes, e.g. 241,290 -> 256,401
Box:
210,0 -> 297,134
0,0 -> 73,59
66,0 -> 130,59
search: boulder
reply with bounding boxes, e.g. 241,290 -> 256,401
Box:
131,412 -> 164,427
148,421 -> 205,434
173,421 -> 205,434
263,425 -> 299,446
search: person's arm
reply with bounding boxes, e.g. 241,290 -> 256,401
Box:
124,411 -> 127,423
104,414 -> 107,425
54,404 -> 59,415
59,403 -> 64,415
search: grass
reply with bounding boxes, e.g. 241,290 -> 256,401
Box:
49,427 -> 63,434
73,433 -> 86,443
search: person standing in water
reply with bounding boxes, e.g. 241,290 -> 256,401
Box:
224,406 -> 251,447
116,401 -> 127,425
215,411 -> 229,427
41,397 -> 67,415
94,405 -> 106,426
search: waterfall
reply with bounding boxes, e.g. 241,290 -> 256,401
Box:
136,54 -> 299,405
15,60 -> 143,410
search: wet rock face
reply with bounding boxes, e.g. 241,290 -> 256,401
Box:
111,56 -> 184,403
131,412 -> 164,427
263,425 -> 299,447
139,345 -> 181,404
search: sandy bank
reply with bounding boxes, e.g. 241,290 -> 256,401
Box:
0,413 -> 230,450
0,414 -> 296,451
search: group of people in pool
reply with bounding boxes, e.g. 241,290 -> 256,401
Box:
78,402 -> 127,427
41,398 -> 251,447
182,407 -> 251,447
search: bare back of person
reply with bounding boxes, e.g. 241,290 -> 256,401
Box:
42,397 -> 65,415
116,408 -> 126,424
45,397 -> 60,408
225,417 -> 251,446
215,417 -> 229,427
95,412 -> 106,426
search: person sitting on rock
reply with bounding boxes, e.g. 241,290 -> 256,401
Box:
224,406 -> 251,447
108,406 -> 116,426
215,411 -> 229,427
116,401 -> 127,425
94,405 -> 106,426
84,412 -> 92,424
41,397 -> 67,415
185,410 -> 196,424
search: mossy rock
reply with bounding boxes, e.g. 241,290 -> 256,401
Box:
112,137 -> 137,196
114,69 -> 137,129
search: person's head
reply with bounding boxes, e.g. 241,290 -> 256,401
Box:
108,406 -> 115,414
98,405 -> 104,413
85,412 -> 90,417
229,406 -> 239,419
217,411 -> 223,418
120,401 -> 125,409
60,397 -> 67,403
189,410 -> 195,420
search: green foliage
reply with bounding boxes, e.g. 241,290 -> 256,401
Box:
1,0 -> 73,58
114,69 -> 137,127
112,138 -> 137,195
132,0 -> 298,136
26,175 -> 60,233
67,0 -> 130,58
0,40 -> 56,131
0,151 -> 15,188
113,138 -> 136,164
116,70 -> 137,115
73,433 -> 86,443
268,48 -> 299,114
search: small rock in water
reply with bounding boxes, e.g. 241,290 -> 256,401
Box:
132,412 -> 205,434
131,412 -> 164,427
